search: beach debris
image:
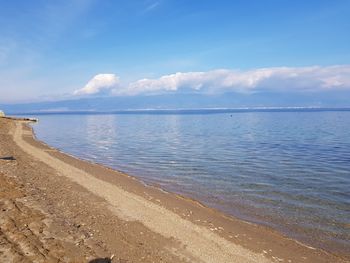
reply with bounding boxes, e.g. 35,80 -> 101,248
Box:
88,255 -> 114,263
0,156 -> 16,161
73,223 -> 81,228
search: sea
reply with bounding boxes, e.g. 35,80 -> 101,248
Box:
28,109 -> 350,255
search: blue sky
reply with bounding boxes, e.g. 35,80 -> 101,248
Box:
0,0 -> 350,103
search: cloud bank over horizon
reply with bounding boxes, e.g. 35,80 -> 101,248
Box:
74,74 -> 120,96
73,65 -> 350,97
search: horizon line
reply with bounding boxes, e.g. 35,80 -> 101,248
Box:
8,106 -> 350,116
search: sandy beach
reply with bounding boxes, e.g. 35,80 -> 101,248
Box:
0,117 -> 348,263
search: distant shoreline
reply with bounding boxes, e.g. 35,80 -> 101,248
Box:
8,106 -> 350,116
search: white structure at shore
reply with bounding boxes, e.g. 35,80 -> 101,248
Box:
0,110 -> 5,117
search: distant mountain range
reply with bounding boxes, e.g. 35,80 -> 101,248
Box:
1,91 -> 350,114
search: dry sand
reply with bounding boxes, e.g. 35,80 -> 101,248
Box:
0,118 -> 348,263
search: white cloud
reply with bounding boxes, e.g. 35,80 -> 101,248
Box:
76,65 -> 350,97
74,74 -> 120,95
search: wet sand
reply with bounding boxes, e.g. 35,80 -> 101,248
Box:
0,117 -> 348,263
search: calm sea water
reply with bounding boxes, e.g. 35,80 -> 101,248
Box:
30,111 -> 350,255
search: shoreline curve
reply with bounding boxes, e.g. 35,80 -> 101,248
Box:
1,117 -> 347,262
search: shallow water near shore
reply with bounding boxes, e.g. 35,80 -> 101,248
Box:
30,110 -> 350,256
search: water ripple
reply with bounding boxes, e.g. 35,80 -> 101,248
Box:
32,111 -> 350,254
